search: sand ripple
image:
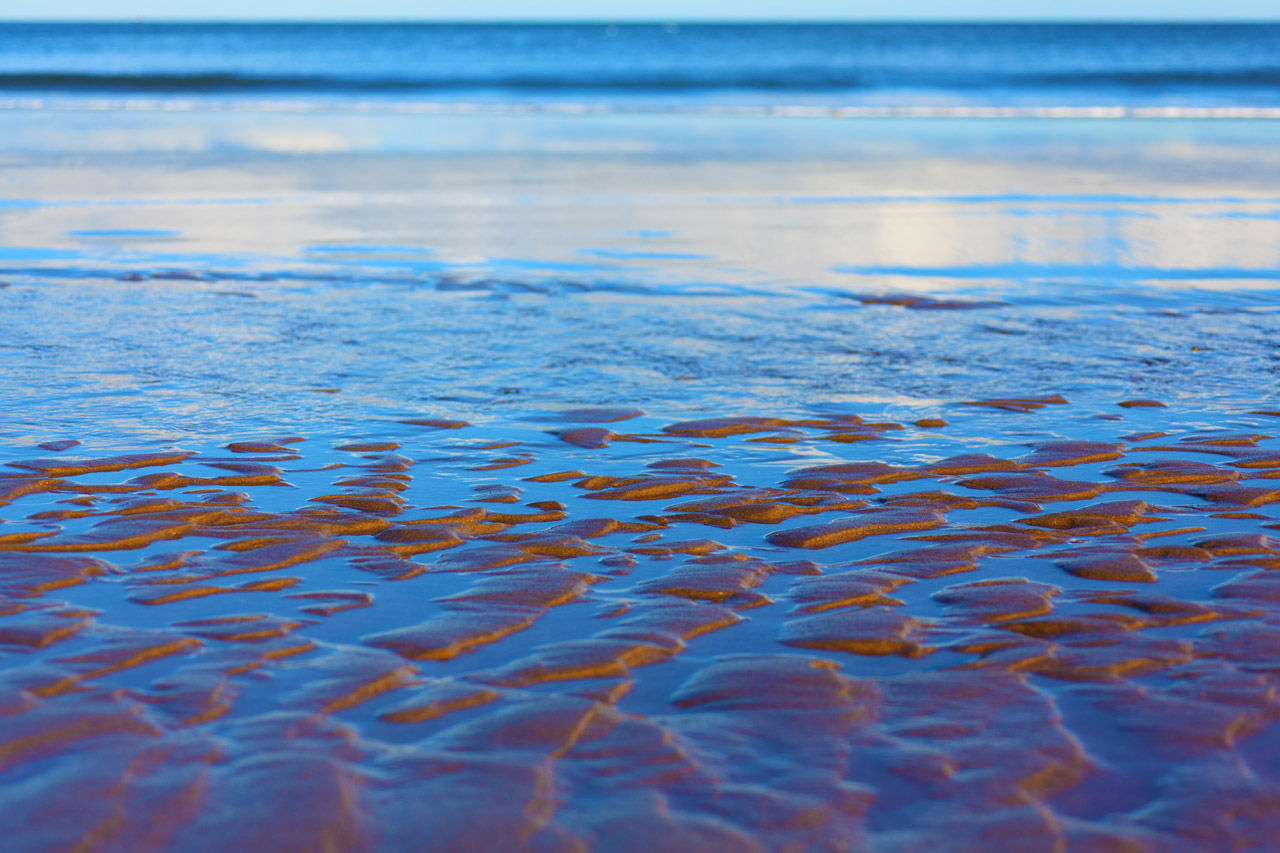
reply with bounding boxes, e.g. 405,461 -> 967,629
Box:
3,399 -> 1280,848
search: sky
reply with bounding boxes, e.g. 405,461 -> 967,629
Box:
2,0 -> 1278,21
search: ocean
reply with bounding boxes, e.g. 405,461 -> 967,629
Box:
2,22 -> 1280,851
3,22 -> 1280,112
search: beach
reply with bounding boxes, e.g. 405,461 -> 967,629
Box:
3,23 -> 1280,850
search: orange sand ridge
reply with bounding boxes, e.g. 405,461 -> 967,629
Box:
2,399 -> 1280,849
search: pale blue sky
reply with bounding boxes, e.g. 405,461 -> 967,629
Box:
3,0 -> 1278,21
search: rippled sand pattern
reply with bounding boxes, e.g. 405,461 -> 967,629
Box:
5,399 -> 1280,850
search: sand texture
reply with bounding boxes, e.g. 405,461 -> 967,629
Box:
2,400 -> 1280,849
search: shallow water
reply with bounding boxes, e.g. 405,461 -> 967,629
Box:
3,113 -> 1280,444
2,90 -> 1280,850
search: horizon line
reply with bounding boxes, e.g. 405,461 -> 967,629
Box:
5,18 -> 1280,24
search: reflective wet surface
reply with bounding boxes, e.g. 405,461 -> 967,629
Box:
2,110 -> 1280,849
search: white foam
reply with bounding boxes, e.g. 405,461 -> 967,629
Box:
1,98 -> 1278,119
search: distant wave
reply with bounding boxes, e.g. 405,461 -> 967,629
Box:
3,68 -> 1280,95
1030,70 -> 1280,89
2,98 -> 1277,119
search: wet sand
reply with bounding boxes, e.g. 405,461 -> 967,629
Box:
3,112 -> 1280,849
4,115 -> 1280,444
6,402 -> 1280,848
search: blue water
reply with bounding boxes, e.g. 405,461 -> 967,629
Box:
2,23 -> 1279,110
